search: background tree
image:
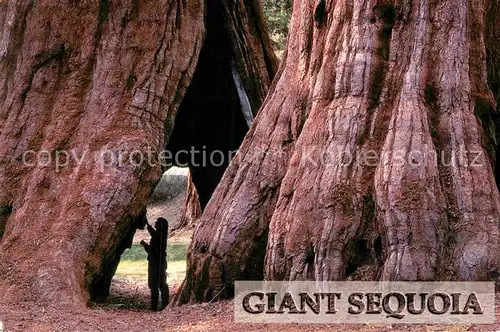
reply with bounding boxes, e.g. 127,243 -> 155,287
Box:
262,0 -> 292,56
176,174 -> 202,231
175,0 -> 500,304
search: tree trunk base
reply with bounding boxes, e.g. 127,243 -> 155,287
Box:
176,0 -> 500,305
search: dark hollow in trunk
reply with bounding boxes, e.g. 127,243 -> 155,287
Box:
167,0 -> 251,209
88,212 -> 146,302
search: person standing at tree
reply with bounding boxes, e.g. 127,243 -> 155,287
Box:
140,217 -> 169,311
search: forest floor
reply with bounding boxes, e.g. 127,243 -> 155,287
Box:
2,288 -> 500,332
1,227 -> 500,331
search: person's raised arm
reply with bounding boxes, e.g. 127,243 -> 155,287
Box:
140,240 -> 150,253
146,224 -> 156,236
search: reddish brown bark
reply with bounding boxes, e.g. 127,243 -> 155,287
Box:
176,0 -> 500,304
0,0 -> 275,306
0,0 -> 205,306
176,174 -> 202,231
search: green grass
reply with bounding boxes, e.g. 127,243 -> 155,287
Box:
115,242 -> 188,283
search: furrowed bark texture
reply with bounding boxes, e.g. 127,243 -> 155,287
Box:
0,0 -> 276,306
176,0 -> 500,304
176,174 -> 202,231
221,0 -> 278,110
0,0 -> 205,305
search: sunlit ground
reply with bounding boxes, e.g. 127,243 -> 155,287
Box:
115,239 -> 188,284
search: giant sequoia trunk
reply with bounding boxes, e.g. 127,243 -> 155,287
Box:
0,0 -> 275,306
176,0 -> 500,304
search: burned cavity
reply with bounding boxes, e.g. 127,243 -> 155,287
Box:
166,0 -> 252,210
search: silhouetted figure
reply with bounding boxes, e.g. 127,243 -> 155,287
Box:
140,217 -> 169,311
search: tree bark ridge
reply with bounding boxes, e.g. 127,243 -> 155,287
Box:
177,0 -> 500,304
